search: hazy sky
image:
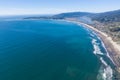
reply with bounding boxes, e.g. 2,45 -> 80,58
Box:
0,0 -> 120,15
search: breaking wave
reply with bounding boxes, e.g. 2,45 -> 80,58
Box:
92,39 -> 104,55
91,38 -> 113,80
98,58 -> 113,80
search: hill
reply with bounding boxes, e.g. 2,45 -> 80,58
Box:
91,10 -> 120,23
52,12 -> 93,19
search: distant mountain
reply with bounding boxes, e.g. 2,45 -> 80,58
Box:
52,12 -> 93,19
24,9 -> 120,23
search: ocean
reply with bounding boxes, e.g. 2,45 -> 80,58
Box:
0,19 -> 114,80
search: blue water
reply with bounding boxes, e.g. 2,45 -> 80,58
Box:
0,19 -> 113,80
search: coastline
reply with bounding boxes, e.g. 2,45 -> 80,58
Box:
63,19 -> 120,79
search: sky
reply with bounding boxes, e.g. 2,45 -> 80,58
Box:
0,0 -> 120,15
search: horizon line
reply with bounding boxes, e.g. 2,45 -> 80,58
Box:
0,9 -> 119,16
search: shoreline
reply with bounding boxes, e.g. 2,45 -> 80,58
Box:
63,19 -> 120,78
